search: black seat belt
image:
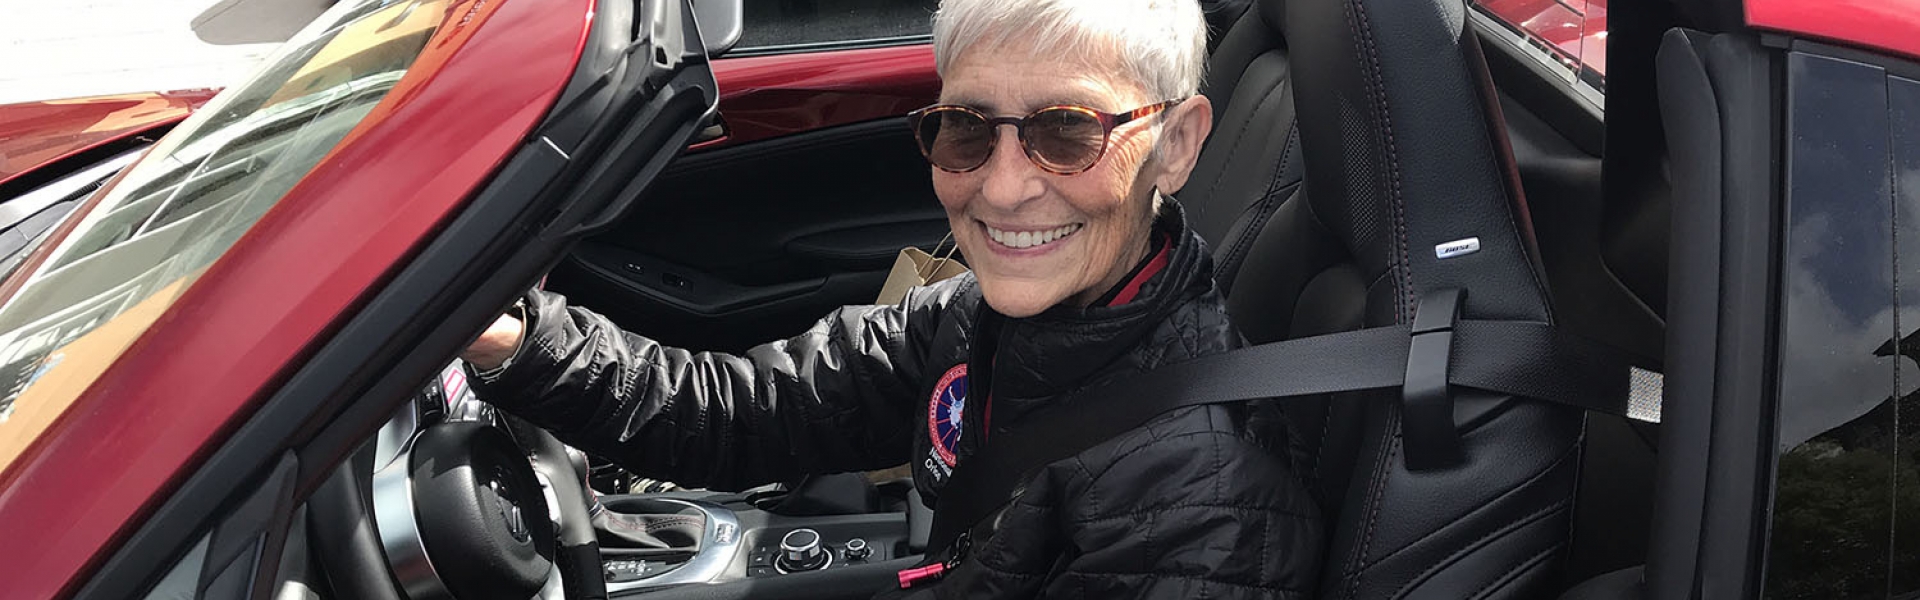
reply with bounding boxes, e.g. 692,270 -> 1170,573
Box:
921,289 -> 1649,566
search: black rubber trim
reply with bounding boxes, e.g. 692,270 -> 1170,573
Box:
198,453 -> 300,600
1643,31 -> 1719,599
1692,33 -> 1781,600
1643,30 -> 1781,600
74,0 -> 717,595
1787,38 -> 1920,81
1672,0 -> 1745,33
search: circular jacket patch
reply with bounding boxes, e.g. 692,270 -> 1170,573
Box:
927,364 -> 969,467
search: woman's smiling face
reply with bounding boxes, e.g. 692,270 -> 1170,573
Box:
933,42 -> 1168,318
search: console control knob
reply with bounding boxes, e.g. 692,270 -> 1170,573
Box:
844,537 -> 871,560
777,528 -> 830,572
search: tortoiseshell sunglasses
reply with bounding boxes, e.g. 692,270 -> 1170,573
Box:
907,99 -> 1184,175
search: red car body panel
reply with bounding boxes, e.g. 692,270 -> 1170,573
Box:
0,90 -> 218,188
1748,0 -> 1920,62
697,44 -> 939,150
0,0 -> 593,596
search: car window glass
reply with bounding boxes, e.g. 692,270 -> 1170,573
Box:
735,0 -> 939,53
0,0 -> 454,471
1470,0 -> 1605,106
1766,52 -> 1918,598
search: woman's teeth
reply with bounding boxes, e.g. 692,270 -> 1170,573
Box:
987,223 -> 1082,249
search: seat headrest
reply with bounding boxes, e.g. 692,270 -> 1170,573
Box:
1257,0 -> 1286,34
1284,0 -> 1549,324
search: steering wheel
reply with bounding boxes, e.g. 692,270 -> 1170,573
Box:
307,365 -> 604,600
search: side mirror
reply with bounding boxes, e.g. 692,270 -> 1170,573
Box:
691,0 -> 743,58
191,0 -> 337,45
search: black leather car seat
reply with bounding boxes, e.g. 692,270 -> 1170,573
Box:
1181,0 -> 1588,597
1182,0 -> 1312,347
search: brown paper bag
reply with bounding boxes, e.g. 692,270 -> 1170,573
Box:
875,234 -> 968,305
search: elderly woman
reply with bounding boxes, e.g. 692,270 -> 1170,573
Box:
463,0 -> 1321,596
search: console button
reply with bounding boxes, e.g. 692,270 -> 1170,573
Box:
748,550 -> 773,568
748,566 -> 777,578
844,537 -> 871,561
604,560 -> 646,582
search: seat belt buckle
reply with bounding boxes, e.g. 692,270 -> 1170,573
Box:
1403,288 -> 1465,471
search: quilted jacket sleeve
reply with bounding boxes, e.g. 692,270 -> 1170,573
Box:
469,283 -> 956,491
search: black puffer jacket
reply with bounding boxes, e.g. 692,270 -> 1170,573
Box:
472,202 -> 1323,598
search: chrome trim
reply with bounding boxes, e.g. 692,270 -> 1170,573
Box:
371,439 -> 454,599
768,530 -> 829,576
537,562 -> 565,600
604,498 -> 742,593
541,135 -> 571,161
772,553 -> 833,575
725,34 -> 931,58
1434,237 -> 1481,259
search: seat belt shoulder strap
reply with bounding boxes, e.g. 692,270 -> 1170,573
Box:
923,288 -> 1653,556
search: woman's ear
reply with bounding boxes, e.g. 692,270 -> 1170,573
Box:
1151,94 -> 1214,195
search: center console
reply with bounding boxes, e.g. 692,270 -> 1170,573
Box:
593,475 -> 928,596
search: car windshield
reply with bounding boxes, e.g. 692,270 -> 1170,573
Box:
0,0 -> 453,467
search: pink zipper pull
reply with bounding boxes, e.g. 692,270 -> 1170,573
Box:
897,563 -> 946,588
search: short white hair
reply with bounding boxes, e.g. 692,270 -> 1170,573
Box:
931,0 -> 1208,104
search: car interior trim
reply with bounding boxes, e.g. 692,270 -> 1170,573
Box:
603,499 -> 742,593
725,34 -> 931,58
1468,9 -> 1606,114
370,434 -> 454,600
1643,29 -> 1782,600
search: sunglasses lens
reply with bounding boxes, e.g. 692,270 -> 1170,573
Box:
1023,108 -> 1107,173
916,109 -> 992,171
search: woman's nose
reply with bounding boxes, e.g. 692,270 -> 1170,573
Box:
976,126 -> 1043,209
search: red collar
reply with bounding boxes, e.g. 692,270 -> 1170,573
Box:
1103,235 -> 1173,307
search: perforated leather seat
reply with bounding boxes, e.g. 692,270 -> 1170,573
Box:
1183,0 -> 1587,597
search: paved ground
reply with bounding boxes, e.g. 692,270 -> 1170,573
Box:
0,0 -> 308,104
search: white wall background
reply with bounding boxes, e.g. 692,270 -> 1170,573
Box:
0,0 -> 294,104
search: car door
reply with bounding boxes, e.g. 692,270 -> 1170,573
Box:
0,0 -> 725,595
544,0 -> 945,353
1649,1 -> 1920,598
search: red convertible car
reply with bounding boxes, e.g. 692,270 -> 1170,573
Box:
0,0 -> 1915,598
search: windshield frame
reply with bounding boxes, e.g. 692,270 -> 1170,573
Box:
0,0 -> 601,594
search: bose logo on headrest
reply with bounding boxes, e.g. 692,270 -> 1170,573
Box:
1435,238 -> 1481,259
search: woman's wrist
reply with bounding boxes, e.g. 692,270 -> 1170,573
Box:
462,312 -> 526,371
